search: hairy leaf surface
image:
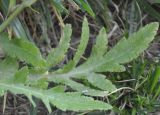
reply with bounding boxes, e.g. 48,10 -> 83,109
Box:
58,17 -> 89,73
0,82 -> 112,112
0,34 -> 46,67
46,24 -> 72,67
52,76 -> 109,97
0,18 -> 158,113
0,57 -> 18,81
45,21 -> 159,100
52,22 -> 159,78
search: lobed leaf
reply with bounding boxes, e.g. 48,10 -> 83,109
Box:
70,22 -> 159,74
0,33 -> 46,67
0,82 -> 112,113
0,18 -> 159,113
48,22 -> 159,100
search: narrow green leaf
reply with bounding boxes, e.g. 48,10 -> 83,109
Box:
74,0 -> 95,17
91,27 -> 107,57
49,0 -> 68,13
58,17 -> 89,73
22,0 -> 37,7
136,0 -> 160,21
154,85 -> 160,98
9,0 -> 16,11
150,66 -> 160,93
87,73 -> 117,92
94,63 -> 126,72
52,77 -> 108,97
72,17 -> 89,65
47,24 -> 72,67
49,86 -> 65,93
11,18 -> 32,41
0,0 -> 31,41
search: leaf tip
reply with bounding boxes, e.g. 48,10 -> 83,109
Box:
83,16 -> 88,24
149,22 -> 159,31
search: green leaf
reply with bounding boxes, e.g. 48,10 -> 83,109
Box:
90,27 -> 107,57
73,22 -> 159,74
0,82 -> 112,112
0,18 -> 158,113
136,0 -> 160,21
150,66 -> 160,93
49,0 -> 68,13
49,86 -> 65,93
48,22 -> 159,94
52,76 -> 108,97
13,66 -> 29,84
9,0 -> 16,11
94,63 -> 126,72
11,18 -> 32,41
0,33 -> 46,67
22,0 -> 37,7
0,0 -> 31,41
72,17 -> 89,66
58,17 -> 89,73
86,73 -> 117,92
74,0 -> 95,17
103,23 -> 158,64
30,78 -> 49,90
52,73 -> 116,96
46,24 -> 72,67
0,57 -> 18,81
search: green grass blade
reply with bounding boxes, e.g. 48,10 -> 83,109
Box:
150,66 -> 160,93
136,0 -> 160,21
74,0 -> 95,17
